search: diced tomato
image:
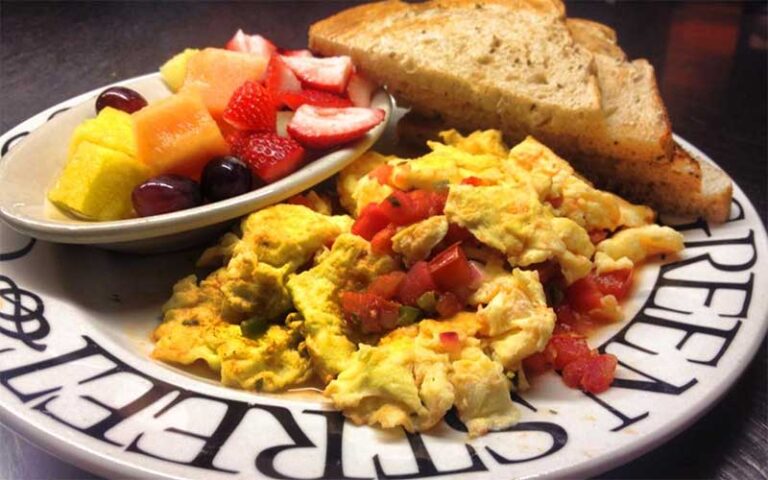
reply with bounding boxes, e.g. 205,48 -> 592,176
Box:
523,352 -> 551,376
435,291 -> 463,318
439,331 -> 461,351
555,304 -> 578,325
397,261 -> 437,306
561,352 -> 617,394
408,189 -> 447,218
593,269 -> 633,300
444,223 -> 473,244
370,223 -> 398,256
555,304 -> 596,334
378,190 -> 416,225
428,243 -> 474,292
548,334 -> 592,370
589,229 -> 608,244
562,357 -> 590,389
339,291 -> 400,334
566,275 -> 604,314
460,176 -> 492,186
367,271 -> 406,300
351,203 -> 389,240
378,189 -> 447,226
580,354 -> 618,394
368,164 -> 393,185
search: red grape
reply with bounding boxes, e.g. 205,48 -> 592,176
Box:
201,156 -> 253,202
95,87 -> 147,114
132,175 -> 201,217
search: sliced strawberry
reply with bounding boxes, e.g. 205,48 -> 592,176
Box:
347,72 -> 377,107
265,55 -> 302,98
223,81 -> 276,132
281,49 -> 314,58
279,89 -> 353,110
234,132 -> 305,183
225,128 -> 251,149
281,55 -> 353,94
287,105 -> 385,149
226,29 -> 276,58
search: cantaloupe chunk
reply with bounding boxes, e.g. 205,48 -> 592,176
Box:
68,107 -> 136,159
160,48 -> 200,92
133,92 -> 230,178
180,48 -> 268,120
48,141 -> 150,221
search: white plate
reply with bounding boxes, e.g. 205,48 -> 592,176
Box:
0,73 -> 392,253
0,99 -> 766,479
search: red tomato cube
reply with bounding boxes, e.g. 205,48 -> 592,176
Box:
351,203 -> 390,240
566,275 -> 604,314
593,269 -> 633,300
370,224 -> 398,256
397,261 -> 437,306
548,334 -> 592,370
367,271 -> 406,300
428,243 -> 475,293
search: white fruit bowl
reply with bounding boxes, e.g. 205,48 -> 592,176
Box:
0,73 -> 392,253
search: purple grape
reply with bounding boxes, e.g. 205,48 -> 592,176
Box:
95,86 -> 147,114
132,175 -> 202,217
201,156 -> 254,202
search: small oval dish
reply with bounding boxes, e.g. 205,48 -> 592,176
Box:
0,73 -> 392,253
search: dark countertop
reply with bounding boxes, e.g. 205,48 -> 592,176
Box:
1,1 -> 766,479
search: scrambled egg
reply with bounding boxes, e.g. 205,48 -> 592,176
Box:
326,269 -> 552,437
152,204 -> 351,391
391,215 -> 449,264
287,233 -> 397,382
338,129 -> 676,281
153,130 -> 685,437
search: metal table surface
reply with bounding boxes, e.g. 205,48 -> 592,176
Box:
1,1 -> 766,479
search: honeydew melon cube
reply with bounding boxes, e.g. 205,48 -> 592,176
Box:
48,141 -> 150,221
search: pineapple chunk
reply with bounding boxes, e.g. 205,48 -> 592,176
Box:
68,107 -> 137,159
48,141 -> 150,221
160,48 -> 200,92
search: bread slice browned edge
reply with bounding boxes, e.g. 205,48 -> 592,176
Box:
566,18 -> 732,222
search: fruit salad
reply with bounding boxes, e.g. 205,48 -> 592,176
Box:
47,30 -> 386,221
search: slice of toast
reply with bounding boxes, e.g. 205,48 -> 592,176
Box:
309,0 -> 605,150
